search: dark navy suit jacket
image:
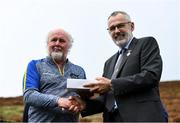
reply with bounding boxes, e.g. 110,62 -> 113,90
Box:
82,37 -> 168,122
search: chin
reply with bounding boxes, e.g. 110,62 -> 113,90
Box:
114,39 -> 127,47
51,52 -> 63,60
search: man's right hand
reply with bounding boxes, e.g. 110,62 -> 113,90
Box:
57,96 -> 86,113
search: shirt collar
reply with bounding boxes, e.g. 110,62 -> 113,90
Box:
46,56 -> 69,65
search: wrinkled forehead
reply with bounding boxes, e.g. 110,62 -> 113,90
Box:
48,29 -> 69,41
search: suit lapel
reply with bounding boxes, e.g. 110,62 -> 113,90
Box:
116,38 -> 138,77
109,52 -> 119,77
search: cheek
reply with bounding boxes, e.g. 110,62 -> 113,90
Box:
47,42 -> 53,47
48,47 -> 52,54
47,44 -> 53,51
110,33 -> 116,38
64,46 -> 70,52
62,43 -> 70,49
108,31 -> 113,36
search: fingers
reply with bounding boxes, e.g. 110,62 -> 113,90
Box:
95,76 -> 103,81
89,85 -> 99,93
83,77 -> 111,94
68,96 -> 78,105
58,98 -> 70,109
83,79 -> 100,88
63,96 -> 86,113
84,82 -> 101,93
83,83 -> 97,87
69,105 -> 80,113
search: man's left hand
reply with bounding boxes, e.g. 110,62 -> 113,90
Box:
83,77 -> 111,94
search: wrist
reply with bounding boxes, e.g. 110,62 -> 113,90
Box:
58,98 -> 66,111
109,80 -> 113,90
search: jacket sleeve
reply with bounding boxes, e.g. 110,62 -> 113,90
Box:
81,95 -> 105,117
23,60 -> 59,109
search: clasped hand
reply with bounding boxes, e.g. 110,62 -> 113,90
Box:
83,77 -> 112,94
58,96 -> 85,113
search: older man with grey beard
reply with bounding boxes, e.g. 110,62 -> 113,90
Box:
23,28 -> 86,122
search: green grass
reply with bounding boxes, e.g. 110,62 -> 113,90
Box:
80,113 -> 102,122
0,105 -> 23,122
0,105 -> 102,122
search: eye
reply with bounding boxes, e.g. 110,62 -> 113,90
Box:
109,26 -> 115,31
50,38 -> 66,43
108,22 -> 131,32
50,38 -> 58,42
58,39 -> 66,43
116,23 -> 125,28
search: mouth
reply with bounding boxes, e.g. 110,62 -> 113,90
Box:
52,47 -> 62,52
114,33 -> 126,40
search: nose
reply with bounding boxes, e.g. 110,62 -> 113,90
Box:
114,26 -> 120,33
54,39 -> 60,45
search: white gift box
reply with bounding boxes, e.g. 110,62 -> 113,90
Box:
67,79 -> 92,91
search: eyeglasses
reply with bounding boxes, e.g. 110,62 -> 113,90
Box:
107,22 -> 131,32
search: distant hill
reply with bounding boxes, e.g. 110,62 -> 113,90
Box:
0,96 -> 23,106
0,80 -> 180,122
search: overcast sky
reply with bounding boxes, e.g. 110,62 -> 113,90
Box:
0,0 -> 179,97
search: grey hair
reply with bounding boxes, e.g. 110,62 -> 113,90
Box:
46,28 -> 74,48
108,11 -> 131,21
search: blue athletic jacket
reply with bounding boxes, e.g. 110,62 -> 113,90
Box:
23,56 -> 86,122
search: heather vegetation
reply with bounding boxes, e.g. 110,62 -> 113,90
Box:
0,81 -> 179,122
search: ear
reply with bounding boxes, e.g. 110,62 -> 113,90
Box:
131,22 -> 135,31
108,30 -> 111,35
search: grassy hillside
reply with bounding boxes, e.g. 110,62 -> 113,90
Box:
0,81 -> 179,122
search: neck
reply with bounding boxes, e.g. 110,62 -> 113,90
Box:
53,58 -> 66,68
52,58 -> 67,76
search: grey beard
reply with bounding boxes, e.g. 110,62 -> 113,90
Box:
114,39 -> 127,48
51,51 -> 63,61
114,32 -> 133,48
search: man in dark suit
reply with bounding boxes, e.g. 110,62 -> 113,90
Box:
82,11 -> 168,122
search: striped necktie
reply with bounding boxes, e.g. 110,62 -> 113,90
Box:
106,49 -> 125,111
111,49 -> 125,79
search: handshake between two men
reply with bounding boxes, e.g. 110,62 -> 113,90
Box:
61,77 -> 111,113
